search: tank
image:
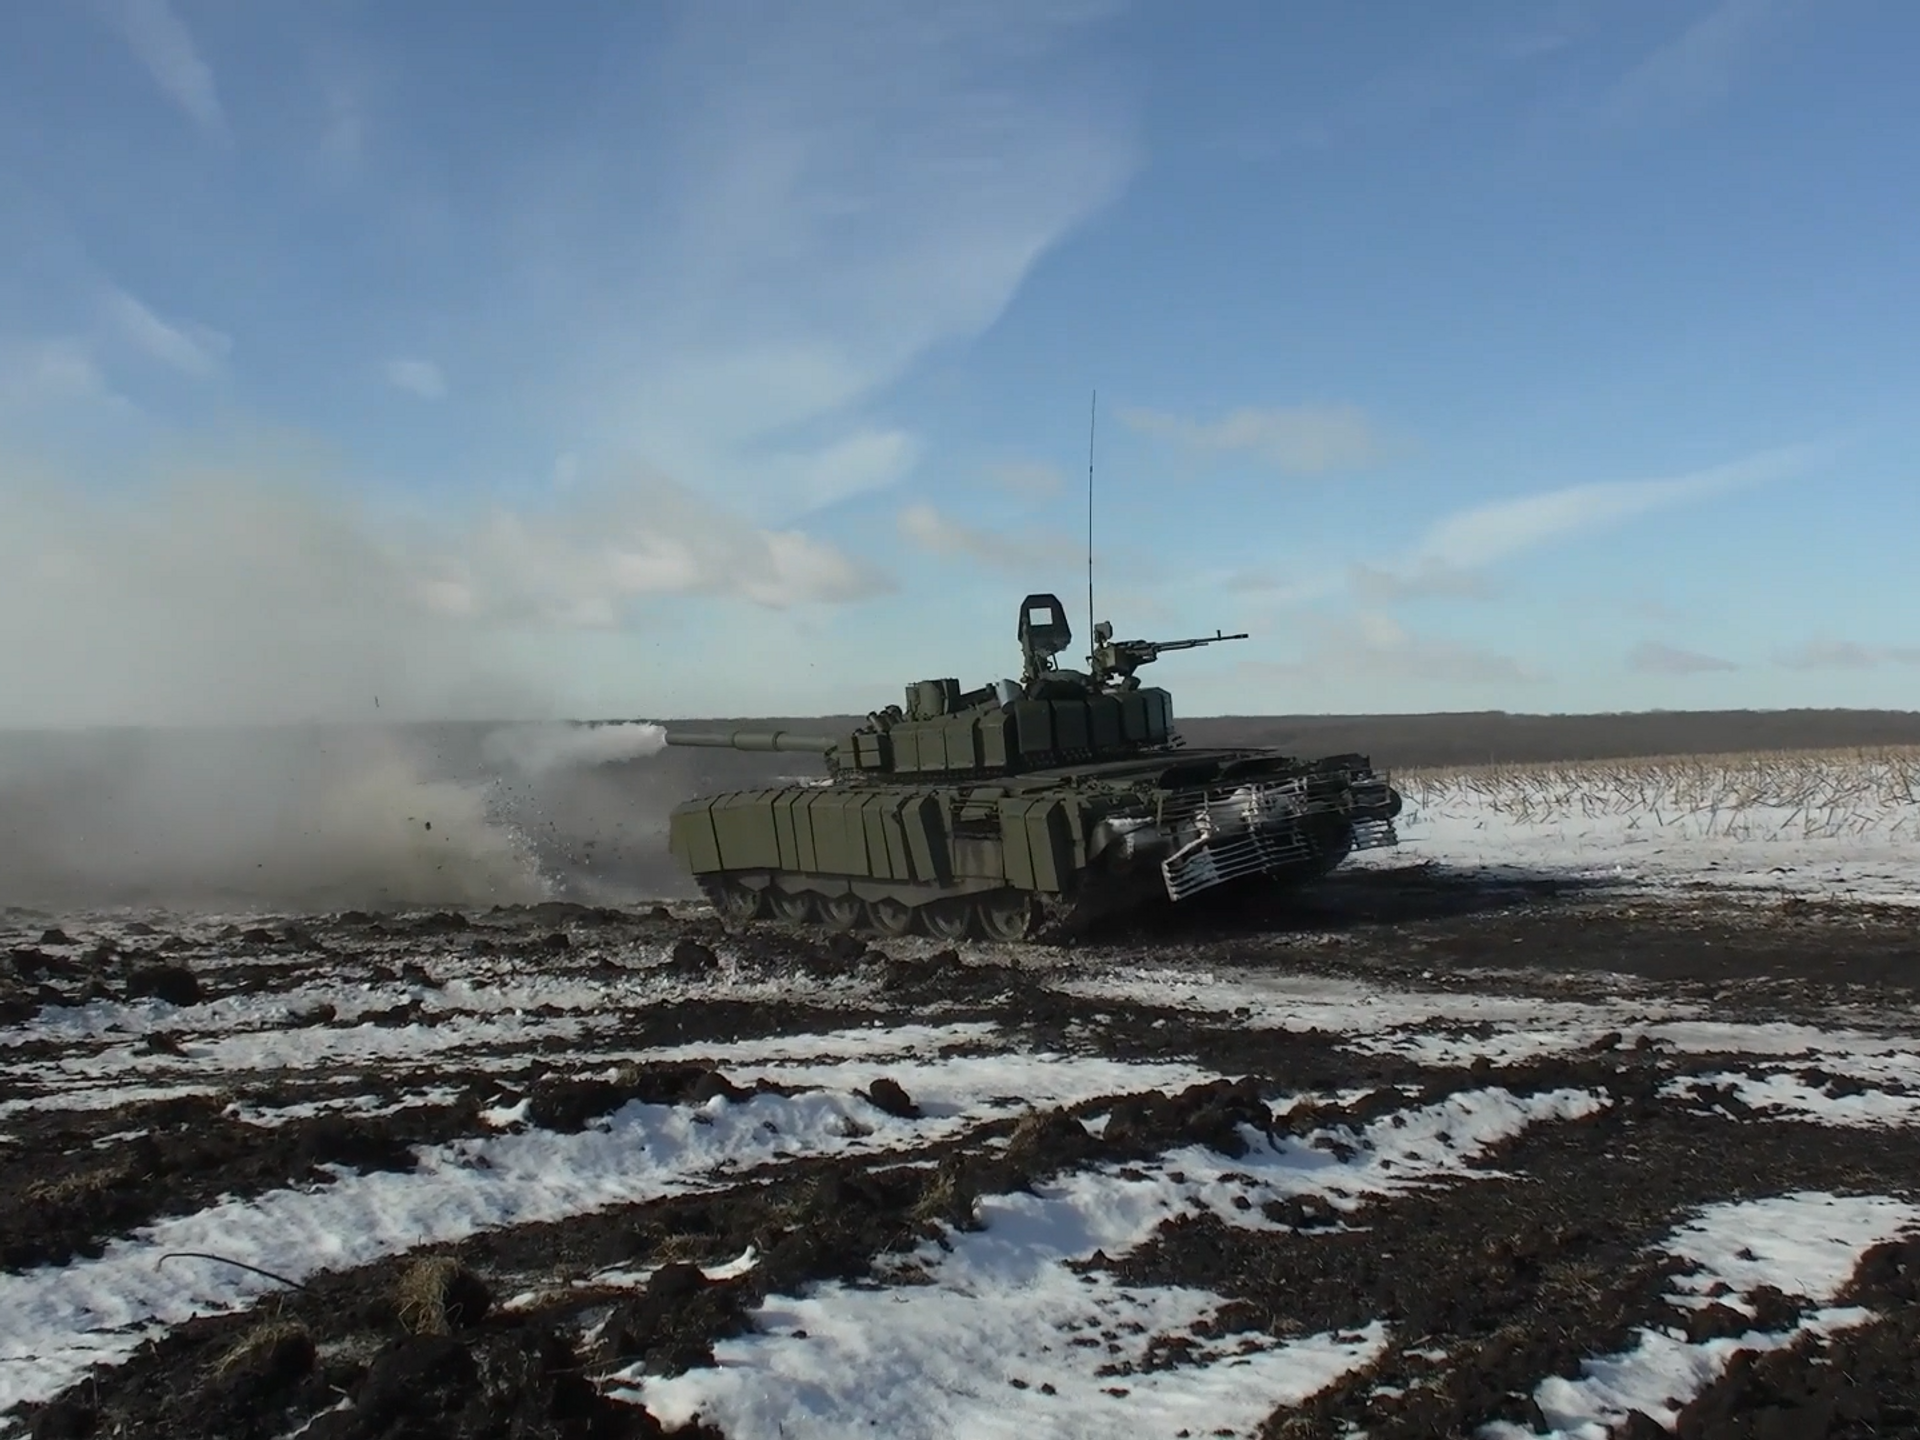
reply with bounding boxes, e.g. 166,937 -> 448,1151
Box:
663,593 -> 1402,942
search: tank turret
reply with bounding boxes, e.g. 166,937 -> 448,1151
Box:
662,592 -> 1401,942
662,593 -> 1250,781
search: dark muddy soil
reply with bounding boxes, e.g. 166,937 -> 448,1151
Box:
6,873 -> 1920,1439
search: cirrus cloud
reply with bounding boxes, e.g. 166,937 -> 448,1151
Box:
1119,402 -> 1388,474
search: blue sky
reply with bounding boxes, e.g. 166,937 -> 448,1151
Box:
2,0 -> 1917,726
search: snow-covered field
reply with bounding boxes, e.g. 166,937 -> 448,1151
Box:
1373,748 -> 1920,904
5,749 -> 1920,1438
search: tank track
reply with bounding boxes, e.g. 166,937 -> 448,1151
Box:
695,874 -> 1091,945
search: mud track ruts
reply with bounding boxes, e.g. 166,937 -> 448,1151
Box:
1648,1234 -> 1920,1437
1089,1079 -> 1920,1438
0,1093 -> 482,1273
16,1074 -> 1312,1439
0,1065 -> 799,1275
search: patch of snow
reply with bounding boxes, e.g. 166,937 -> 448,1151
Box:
222,1087 -> 468,1127
0,1051 -> 1228,1416
1665,1070 -> 1920,1127
1067,969 -> 1920,1072
1483,1191 -> 1920,1439
624,1087 -> 1601,1438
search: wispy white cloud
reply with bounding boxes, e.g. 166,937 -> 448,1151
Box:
986,459 -> 1068,496
1219,567 -> 1344,606
520,0 -> 1137,519
101,0 -> 227,139
0,337 -> 129,414
1601,0 -> 1796,125
1119,403 -> 1388,475
1774,639 -> 1920,671
778,429 -> 921,511
101,288 -> 230,377
897,502 -> 1076,575
383,357 -> 448,400
1628,640 -> 1738,675
1415,445 -> 1810,570
1247,611 -> 1542,687
1347,558 -> 1493,604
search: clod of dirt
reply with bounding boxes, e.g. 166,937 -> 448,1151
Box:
1613,1412 -> 1670,1440
648,1260 -> 709,1301
666,939 -> 719,976
1263,1193 -> 1343,1231
878,947 -> 973,994
1179,1076 -> 1272,1157
399,961 -> 441,988
124,963 -> 202,1006
541,931 -> 571,952
909,1155 -> 982,1233
599,1265 -> 746,1378
26,1398 -> 97,1439
124,921 -> 159,936
38,927 -> 74,945
333,1333 -> 478,1431
863,1077 -> 919,1119
240,927 -> 277,945
394,1256 -> 493,1335
9,947 -> 71,980
297,1114 -> 421,1174
528,1065 -> 752,1132
1005,1108 -> 1097,1173
212,1320 -> 317,1392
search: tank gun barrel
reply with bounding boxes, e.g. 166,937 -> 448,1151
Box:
663,729 -> 837,754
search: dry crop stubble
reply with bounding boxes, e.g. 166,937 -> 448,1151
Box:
1398,747 -> 1920,842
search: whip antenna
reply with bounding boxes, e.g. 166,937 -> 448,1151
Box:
1086,389 -> 1097,660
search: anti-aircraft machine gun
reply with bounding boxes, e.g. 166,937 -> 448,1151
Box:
658,593 -> 1401,942
1088,621 -> 1250,692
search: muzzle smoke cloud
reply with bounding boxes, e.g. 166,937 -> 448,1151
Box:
481,721 -> 670,776
0,449 -> 682,913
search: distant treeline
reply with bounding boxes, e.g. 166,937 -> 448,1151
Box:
651,708 -> 1920,776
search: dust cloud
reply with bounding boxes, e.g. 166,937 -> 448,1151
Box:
0,448 -> 682,914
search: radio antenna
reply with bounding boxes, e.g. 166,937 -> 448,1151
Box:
1086,389 -> 1097,660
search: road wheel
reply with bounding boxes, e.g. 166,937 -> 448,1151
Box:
717,880 -> 764,924
868,897 -> 915,937
819,893 -> 864,932
922,898 -> 974,942
769,889 -> 814,924
976,890 -> 1035,942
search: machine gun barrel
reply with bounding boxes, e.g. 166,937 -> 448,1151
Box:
663,729 -> 838,754
1143,630 -> 1249,653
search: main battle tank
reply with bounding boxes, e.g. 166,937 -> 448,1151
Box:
663,594 -> 1401,942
